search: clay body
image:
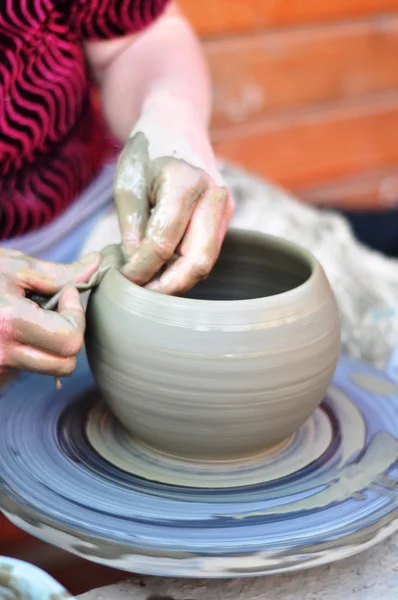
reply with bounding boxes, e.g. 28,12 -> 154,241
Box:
85,230 -> 340,459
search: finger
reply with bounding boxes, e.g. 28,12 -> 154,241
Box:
4,250 -> 101,294
220,191 -> 235,240
122,162 -> 207,286
8,343 -> 77,376
57,286 -> 86,337
147,187 -> 229,295
114,135 -> 151,256
12,288 -> 84,357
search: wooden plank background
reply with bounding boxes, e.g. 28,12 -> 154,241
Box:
298,168 -> 398,209
180,0 -> 398,35
206,19 -> 398,125
180,1 -> 398,208
212,96 -> 398,188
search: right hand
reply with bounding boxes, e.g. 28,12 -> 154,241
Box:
0,249 -> 101,376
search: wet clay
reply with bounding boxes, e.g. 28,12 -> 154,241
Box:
39,244 -> 126,311
114,131 -> 232,295
85,230 -> 340,460
85,399 -> 330,488
0,249 -> 100,380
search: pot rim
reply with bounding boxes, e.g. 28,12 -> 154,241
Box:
105,230 -> 323,312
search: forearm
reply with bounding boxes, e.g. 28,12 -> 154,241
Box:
88,4 -> 212,144
85,4 -> 233,296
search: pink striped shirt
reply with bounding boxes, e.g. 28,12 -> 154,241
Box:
0,0 -> 169,239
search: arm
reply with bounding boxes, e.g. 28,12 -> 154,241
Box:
84,2 -> 234,294
84,3 -> 212,149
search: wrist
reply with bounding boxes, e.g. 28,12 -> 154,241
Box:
130,92 -> 221,182
135,88 -> 210,137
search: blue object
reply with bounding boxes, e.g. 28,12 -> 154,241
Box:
339,208 -> 398,256
0,556 -> 75,599
0,352 -> 398,578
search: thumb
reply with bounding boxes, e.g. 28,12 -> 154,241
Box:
15,252 -> 101,294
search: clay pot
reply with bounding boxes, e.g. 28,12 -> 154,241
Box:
85,230 -> 340,460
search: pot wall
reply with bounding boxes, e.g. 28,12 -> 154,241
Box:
85,231 -> 340,460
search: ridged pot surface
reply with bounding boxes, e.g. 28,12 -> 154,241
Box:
85,230 -> 340,460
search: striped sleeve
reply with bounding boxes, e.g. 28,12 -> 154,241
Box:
68,0 -> 170,40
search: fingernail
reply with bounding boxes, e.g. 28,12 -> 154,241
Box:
73,253 -> 101,282
146,280 -> 160,291
78,252 -> 101,268
61,285 -> 82,308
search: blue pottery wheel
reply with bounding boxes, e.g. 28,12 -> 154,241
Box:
1,352 -> 398,578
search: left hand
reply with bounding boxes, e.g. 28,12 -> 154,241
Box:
113,101 -> 234,295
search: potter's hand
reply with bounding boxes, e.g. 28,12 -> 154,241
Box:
114,108 -> 234,294
0,249 -> 101,376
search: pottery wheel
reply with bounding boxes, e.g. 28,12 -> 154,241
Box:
1,353 -> 398,578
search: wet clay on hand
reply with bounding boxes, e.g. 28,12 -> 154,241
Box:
85,230 -> 341,460
0,248 -> 100,377
113,132 -> 235,295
